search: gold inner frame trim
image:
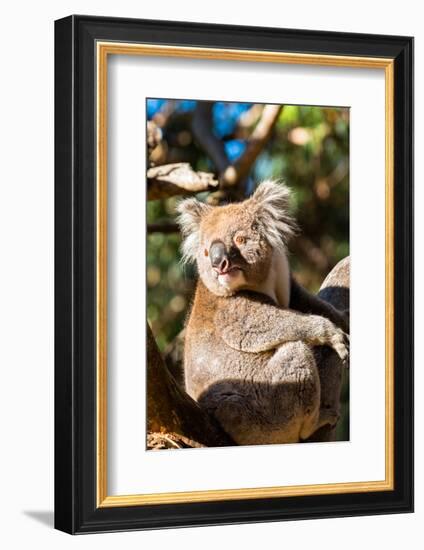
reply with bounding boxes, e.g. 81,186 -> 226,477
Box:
96,41 -> 395,508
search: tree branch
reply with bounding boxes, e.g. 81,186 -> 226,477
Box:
147,223 -> 179,234
147,163 -> 219,200
192,102 -> 231,174
222,104 -> 283,187
147,120 -> 162,157
192,103 -> 282,203
148,103 -> 282,204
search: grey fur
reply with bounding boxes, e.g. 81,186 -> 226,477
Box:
178,181 -> 349,445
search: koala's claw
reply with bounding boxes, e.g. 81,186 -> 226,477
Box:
329,330 -> 349,367
313,324 -> 349,367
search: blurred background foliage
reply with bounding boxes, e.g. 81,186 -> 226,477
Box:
146,99 -> 349,440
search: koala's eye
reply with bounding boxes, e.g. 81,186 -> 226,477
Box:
204,248 -> 209,257
235,235 -> 246,246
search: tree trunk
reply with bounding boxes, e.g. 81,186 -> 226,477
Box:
305,256 -> 350,442
147,325 -> 234,449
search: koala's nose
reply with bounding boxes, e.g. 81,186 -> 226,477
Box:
209,241 -> 229,272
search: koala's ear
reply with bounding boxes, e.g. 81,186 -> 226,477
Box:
176,198 -> 212,236
251,180 -> 298,247
176,198 -> 212,263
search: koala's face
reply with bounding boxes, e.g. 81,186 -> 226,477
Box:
196,205 -> 272,296
177,180 -> 297,297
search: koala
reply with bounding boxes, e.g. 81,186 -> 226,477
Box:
177,180 -> 349,445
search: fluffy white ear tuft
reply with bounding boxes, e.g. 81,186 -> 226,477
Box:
251,180 -> 298,248
176,198 -> 212,263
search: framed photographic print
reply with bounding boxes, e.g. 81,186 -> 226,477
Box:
54,15 -> 414,534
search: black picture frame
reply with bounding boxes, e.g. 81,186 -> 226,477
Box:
55,15 -> 414,534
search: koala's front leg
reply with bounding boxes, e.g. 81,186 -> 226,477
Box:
290,277 -> 349,334
215,293 -> 349,365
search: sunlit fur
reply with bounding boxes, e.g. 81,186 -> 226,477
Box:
177,180 -> 298,304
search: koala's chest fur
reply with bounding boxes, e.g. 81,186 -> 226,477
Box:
183,276 -> 323,445
252,247 -> 291,308
184,278 -> 281,400
183,249 -> 292,398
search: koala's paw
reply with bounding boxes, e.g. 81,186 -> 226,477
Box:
328,328 -> 349,367
313,318 -> 349,366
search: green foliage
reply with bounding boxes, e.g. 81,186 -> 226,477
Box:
265,105 -> 349,290
147,197 -> 193,351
